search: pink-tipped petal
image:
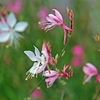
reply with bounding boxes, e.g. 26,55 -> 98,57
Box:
46,16 -> 55,23
86,63 -> 98,73
43,70 -> 58,77
48,14 -> 59,21
52,9 -> 63,21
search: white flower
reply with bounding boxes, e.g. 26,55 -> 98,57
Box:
24,46 -> 48,80
0,12 -> 28,47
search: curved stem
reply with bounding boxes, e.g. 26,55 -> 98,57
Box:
60,89 -> 65,100
29,77 -> 45,95
58,36 -> 70,60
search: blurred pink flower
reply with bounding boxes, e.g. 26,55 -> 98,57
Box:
7,0 -> 22,13
39,9 -> 72,45
71,57 -> 82,66
37,6 -> 48,21
71,45 -> 83,57
83,63 -> 100,84
31,89 -> 41,98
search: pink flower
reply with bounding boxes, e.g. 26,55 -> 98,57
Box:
71,45 -> 83,57
31,89 -> 41,98
39,9 -> 72,45
43,65 -> 73,87
42,40 -> 53,64
83,63 -> 100,84
37,6 -> 48,21
71,57 -> 82,66
7,0 -> 22,14
43,70 -> 58,88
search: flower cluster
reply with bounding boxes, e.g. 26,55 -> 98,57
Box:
23,6 -> 74,87
83,63 -> 100,84
24,40 -> 73,87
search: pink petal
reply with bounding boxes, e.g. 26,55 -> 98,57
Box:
46,16 -> 55,23
52,9 -> 63,21
43,70 -> 58,77
48,14 -> 59,22
83,66 -> 92,76
86,63 -> 98,73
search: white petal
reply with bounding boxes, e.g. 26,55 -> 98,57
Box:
0,23 -> 9,31
34,46 -> 40,57
7,12 -> 17,28
24,51 -> 38,61
14,22 -> 28,32
0,32 -> 10,42
14,32 -> 23,39
29,62 -> 38,74
84,75 -> 92,83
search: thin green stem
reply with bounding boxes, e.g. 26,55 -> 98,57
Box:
60,89 -> 65,100
58,79 -> 71,100
29,77 -> 45,95
58,37 -> 70,60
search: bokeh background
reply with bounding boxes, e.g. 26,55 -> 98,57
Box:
0,0 -> 100,100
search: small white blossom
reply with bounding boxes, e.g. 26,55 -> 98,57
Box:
0,12 -> 28,47
24,46 -> 48,80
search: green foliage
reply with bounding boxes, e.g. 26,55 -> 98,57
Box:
0,0 -> 100,100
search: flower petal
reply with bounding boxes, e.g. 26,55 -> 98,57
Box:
0,32 -> 10,42
36,63 -> 47,74
24,51 -> 38,61
46,16 -> 55,23
48,14 -> 59,21
7,12 -> 17,28
14,22 -> 28,32
0,23 -> 9,31
45,75 -> 58,87
43,70 -> 58,77
34,46 -> 40,57
83,75 -> 92,84
86,63 -> 98,73
52,9 -> 63,21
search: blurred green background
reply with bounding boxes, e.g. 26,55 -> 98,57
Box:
0,0 -> 100,100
